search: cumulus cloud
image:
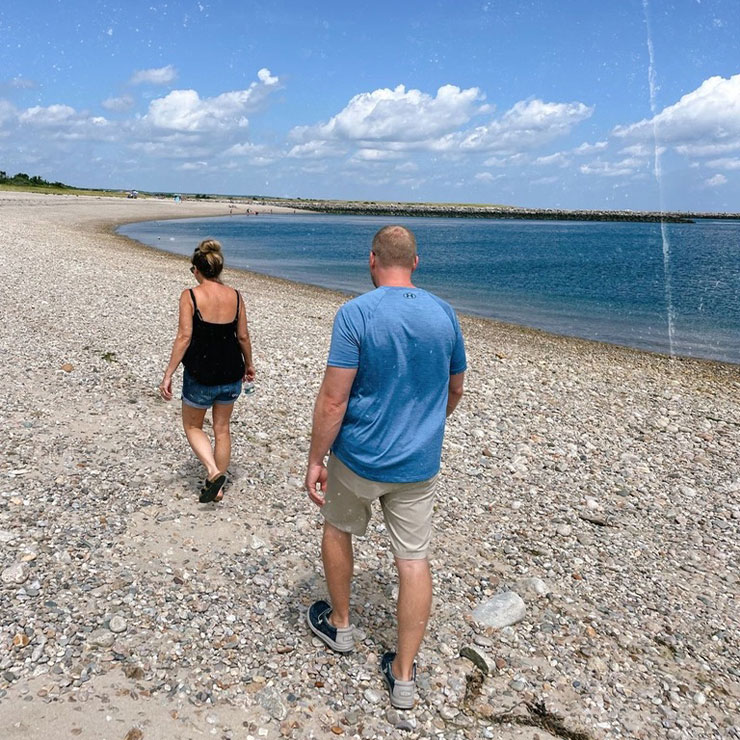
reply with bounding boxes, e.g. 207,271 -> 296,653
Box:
613,74 -> 740,157
705,173 -> 728,187
291,84 -> 487,144
437,99 -> 593,154
130,65 -> 178,86
474,172 -> 498,182
291,85 -> 591,166
102,94 -> 135,112
143,68 -> 280,133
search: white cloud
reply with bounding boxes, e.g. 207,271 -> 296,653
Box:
288,140 -> 345,159
613,74 -> 740,157
257,68 -> 278,85
706,157 -> 740,170
292,84 -> 486,144
179,161 -> 209,171
352,148 -> 402,161
531,176 -> 559,185
144,69 -> 280,133
439,99 -> 593,154
0,100 -> 16,125
130,65 -> 178,86
705,173 -> 727,187
102,94 -> 135,112
395,161 -> 418,173
474,172 -> 497,182
534,152 -> 570,167
579,158 -> 643,177
20,104 -> 77,126
572,140 -> 607,154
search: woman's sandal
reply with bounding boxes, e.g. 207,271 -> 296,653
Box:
199,474 -> 226,503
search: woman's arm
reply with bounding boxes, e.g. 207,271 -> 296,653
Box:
159,290 -> 193,401
236,292 -> 255,382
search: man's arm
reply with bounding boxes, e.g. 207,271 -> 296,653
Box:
446,371 -> 465,417
305,365 -> 358,506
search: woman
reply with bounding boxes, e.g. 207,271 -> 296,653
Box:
159,239 -> 255,503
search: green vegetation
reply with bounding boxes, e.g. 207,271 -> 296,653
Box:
0,170 -> 128,197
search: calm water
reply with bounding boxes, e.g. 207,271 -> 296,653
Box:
119,214 -> 740,364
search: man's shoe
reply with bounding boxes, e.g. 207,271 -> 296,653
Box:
307,600 -> 354,653
380,651 -> 416,709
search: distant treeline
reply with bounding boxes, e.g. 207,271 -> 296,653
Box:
0,170 -> 71,189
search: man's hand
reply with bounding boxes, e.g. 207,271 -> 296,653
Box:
305,462 -> 328,506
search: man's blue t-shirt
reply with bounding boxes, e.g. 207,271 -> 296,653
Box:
327,286 -> 467,483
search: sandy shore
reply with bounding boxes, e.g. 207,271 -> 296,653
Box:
0,191 -> 738,740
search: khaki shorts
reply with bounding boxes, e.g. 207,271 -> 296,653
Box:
321,454 -> 438,560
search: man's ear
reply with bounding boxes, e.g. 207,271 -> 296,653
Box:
412,255 -> 419,271
369,250 -> 376,268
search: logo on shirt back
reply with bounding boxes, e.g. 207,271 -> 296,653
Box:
403,292 -> 417,299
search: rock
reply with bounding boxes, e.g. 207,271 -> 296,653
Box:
258,684 -> 287,720
459,645 -> 494,675
61,363 -> 74,373
364,688 -> 382,704
2,563 -> 30,585
472,591 -> 526,629
108,616 -> 128,634
516,577 -> 549,597
88,629 -> 116,647
556,524 -> 572,537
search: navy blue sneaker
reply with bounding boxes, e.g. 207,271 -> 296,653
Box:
380,651 -> 416,709
307,600 -> 354,653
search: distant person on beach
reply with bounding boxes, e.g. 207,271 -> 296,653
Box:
305,225 -> 466,709
159,239 -> 255,503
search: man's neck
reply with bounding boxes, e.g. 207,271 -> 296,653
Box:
373,269 -> 415,288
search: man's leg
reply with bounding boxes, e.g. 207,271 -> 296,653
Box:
322,521 -> 354,628
393,556 -> 432,681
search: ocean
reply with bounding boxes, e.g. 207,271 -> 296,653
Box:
118,213 -> 740,365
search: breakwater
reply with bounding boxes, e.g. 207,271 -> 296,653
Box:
258,198 -> 740,223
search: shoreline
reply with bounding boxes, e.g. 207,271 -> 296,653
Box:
115,209 -> 740,375
1,191 -> 738,739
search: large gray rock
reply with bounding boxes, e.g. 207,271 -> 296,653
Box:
472,591 -> 526,628
1,563 -> 29,585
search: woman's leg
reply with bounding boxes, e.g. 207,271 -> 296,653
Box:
211,402 -> 235,476
181,403 -> 220,480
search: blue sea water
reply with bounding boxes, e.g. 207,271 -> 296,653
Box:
118,213 -> 740,365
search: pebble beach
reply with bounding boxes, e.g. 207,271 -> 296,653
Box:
1,191 -> 738,739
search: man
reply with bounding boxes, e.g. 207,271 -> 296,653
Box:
305,225 -> 466,709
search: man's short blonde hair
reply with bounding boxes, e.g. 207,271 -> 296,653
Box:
371,225 -> 417,269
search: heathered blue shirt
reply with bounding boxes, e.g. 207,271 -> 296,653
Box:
327,286 -> 467,483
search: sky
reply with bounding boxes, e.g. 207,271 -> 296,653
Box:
1,0 -> 739,211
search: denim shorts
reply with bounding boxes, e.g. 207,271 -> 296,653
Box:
182,370 -> 242,409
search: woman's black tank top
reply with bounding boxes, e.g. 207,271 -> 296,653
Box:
182,288 -> 245,385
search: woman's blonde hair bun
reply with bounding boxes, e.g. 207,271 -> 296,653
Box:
192,238 -> 225,278
197,239 -> 222,255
